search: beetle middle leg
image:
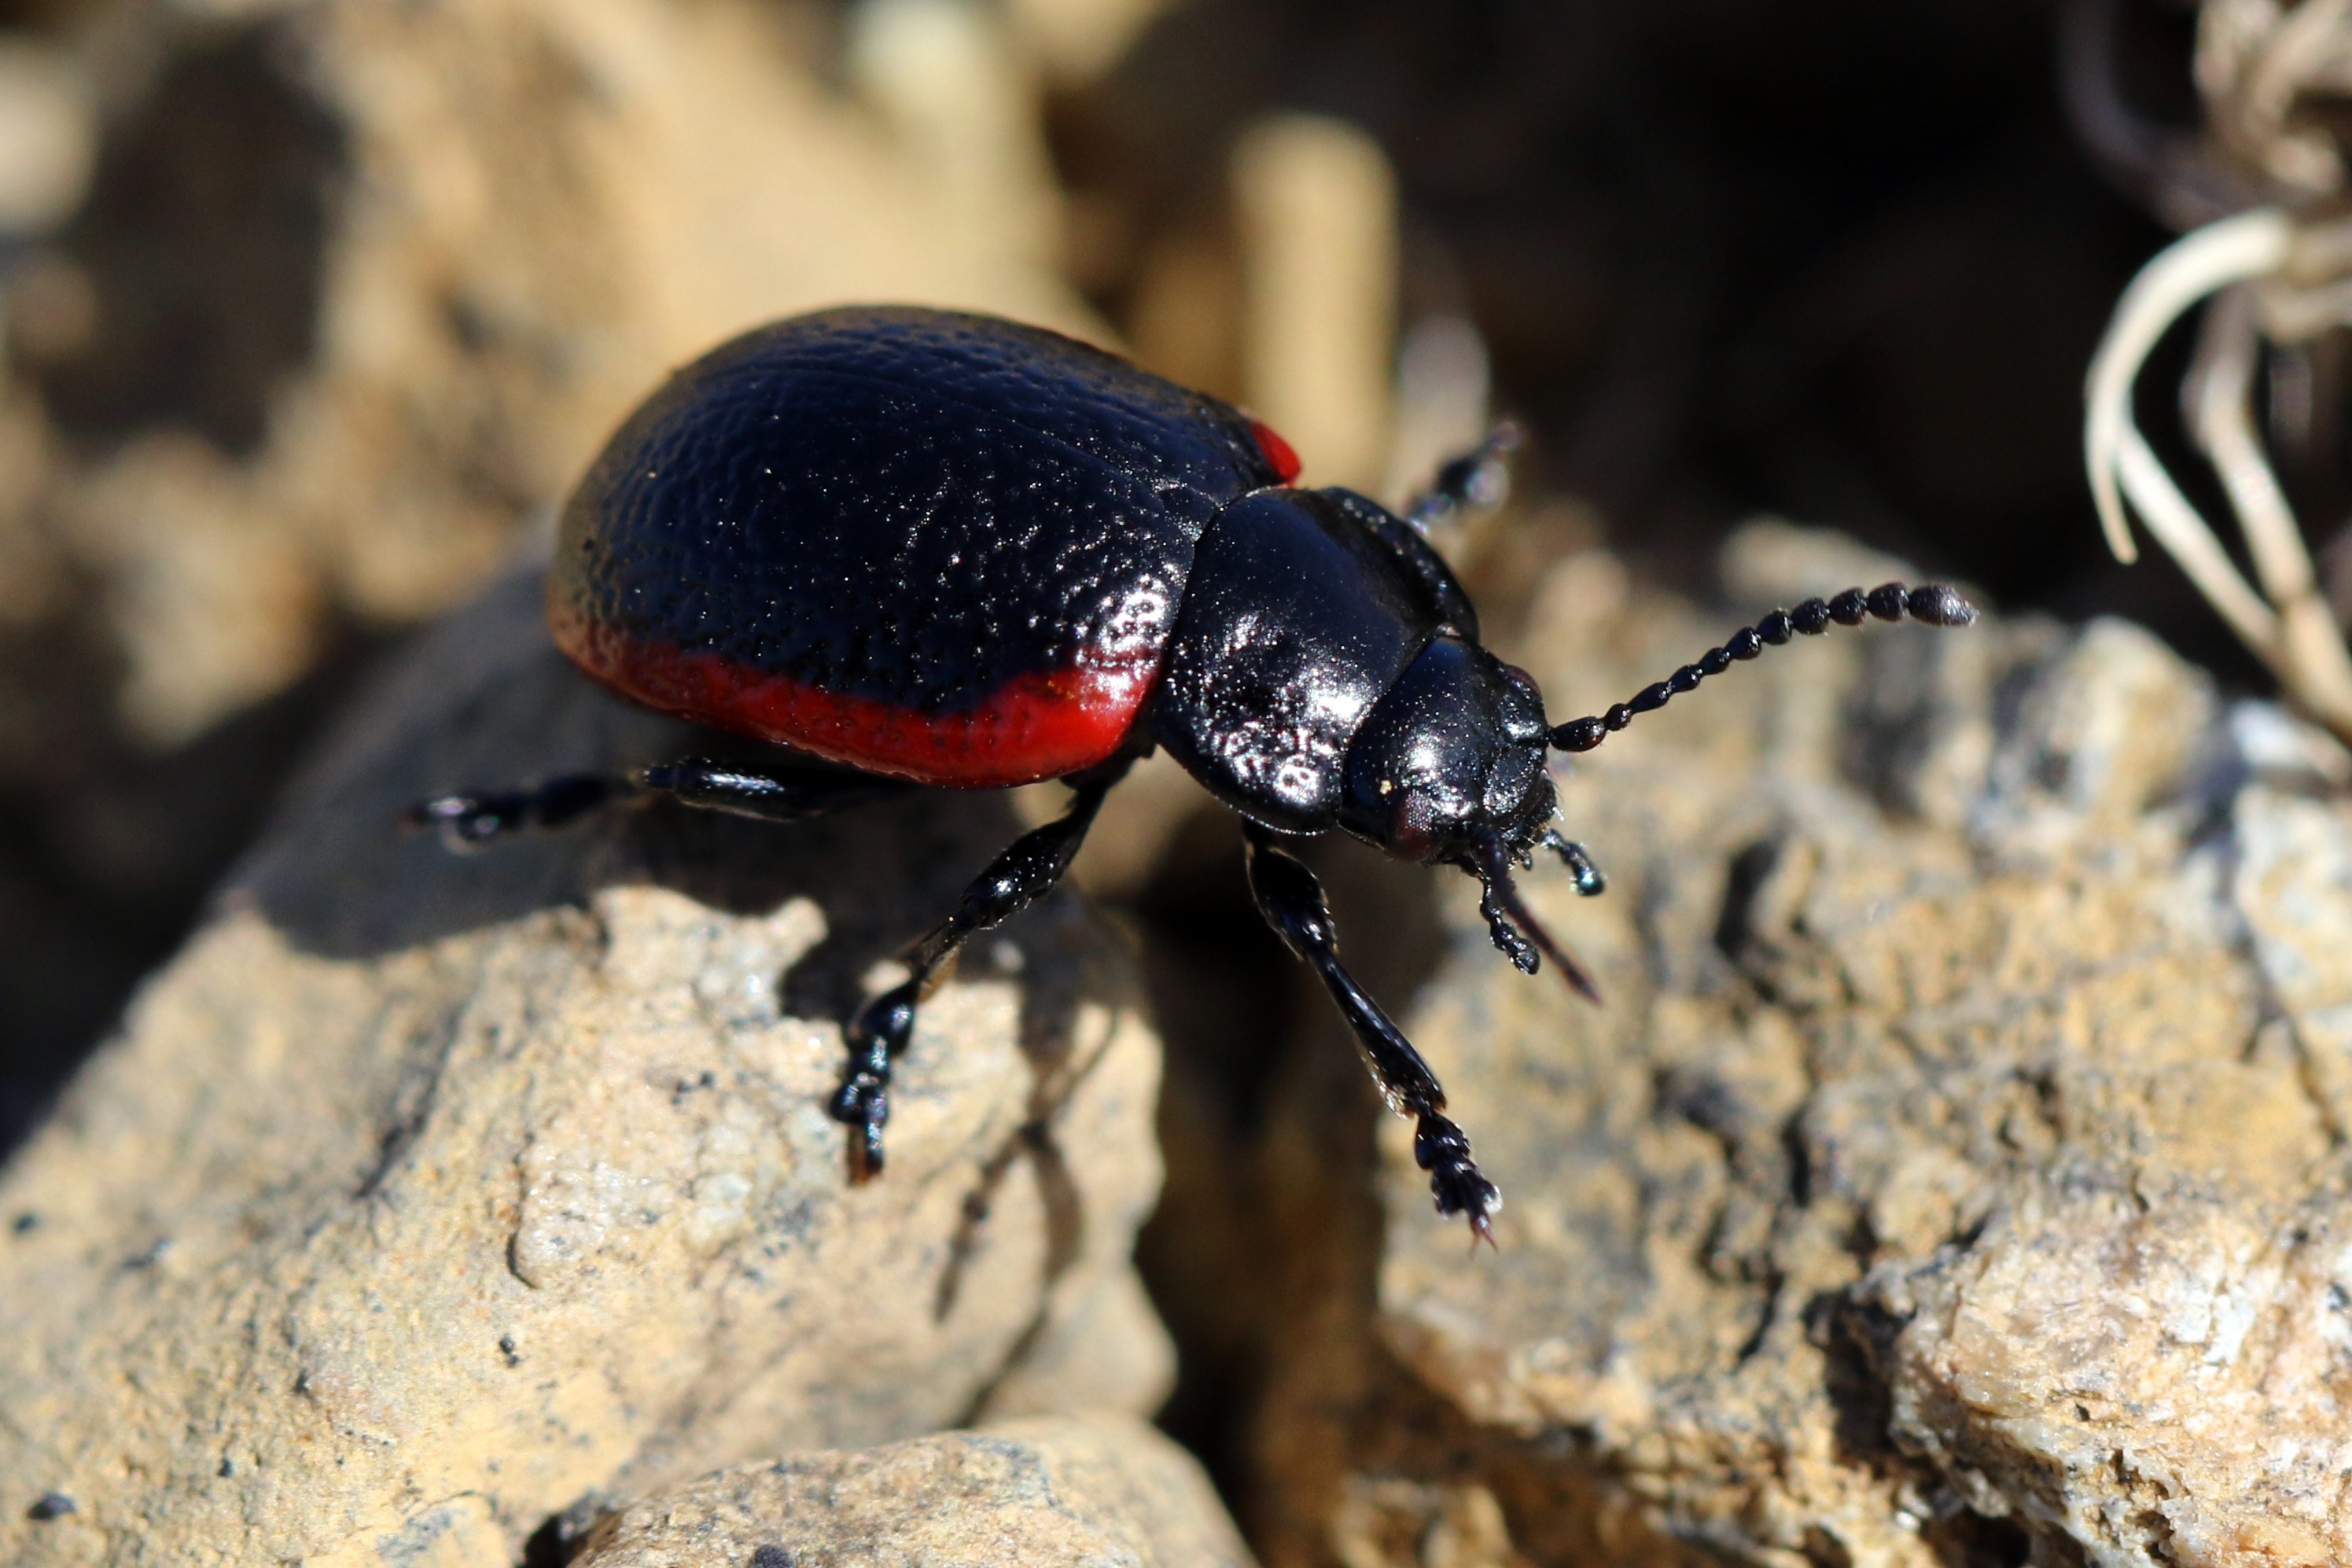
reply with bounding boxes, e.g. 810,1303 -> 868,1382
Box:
830,760 -> 1129,1183
1242,823 -> 1500,1242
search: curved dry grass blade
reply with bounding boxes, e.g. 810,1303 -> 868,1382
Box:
2085,207 -> 2292,565
2186,285 -> 2352,734
2110,424 -> 2284,659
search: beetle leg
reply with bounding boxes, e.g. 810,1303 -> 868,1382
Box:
1241,823 -> 1500,1244
1402,419 -> 1521,535
830,764 -> 1128,1183
406,759 -> 906,850
405,772 -> 634,850
634,759 -> 909,823
1538,828 -> 1607,897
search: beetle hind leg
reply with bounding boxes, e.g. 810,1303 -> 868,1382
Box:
407,773 -> 630,849
1403,420 -> 1522,536
407,757 -> 907,849
1241,823 -> 1500,1243
829,764 -> 1126,1183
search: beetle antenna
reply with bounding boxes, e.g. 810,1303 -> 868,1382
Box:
1548,582 -> 1976,754
1473,834 -> 1601,1005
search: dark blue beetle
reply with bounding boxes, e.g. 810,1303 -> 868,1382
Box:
418,307 -> 1975,1241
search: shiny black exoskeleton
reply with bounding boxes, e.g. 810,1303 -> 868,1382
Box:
414,307 -> 1977,1242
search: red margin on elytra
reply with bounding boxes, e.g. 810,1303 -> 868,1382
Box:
550,600 -> 1157,789
1247,419 -> 1301,484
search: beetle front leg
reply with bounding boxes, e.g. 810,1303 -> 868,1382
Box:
1241,823 -> 1500,1243
830,764 -> 1127,1183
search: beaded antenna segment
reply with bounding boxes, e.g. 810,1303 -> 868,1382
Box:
1548,583 -> 1978,755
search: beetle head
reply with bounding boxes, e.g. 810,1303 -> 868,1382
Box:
1338,634 -> 1555,865
1340,635 -> 1601,1000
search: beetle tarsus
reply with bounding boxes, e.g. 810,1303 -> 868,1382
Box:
834,981 -> 912,1181
1548,581 -> 1978,755
824,768 -> 1122,1180
1416,1107 -> 1501,1242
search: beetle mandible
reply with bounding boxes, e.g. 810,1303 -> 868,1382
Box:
414,306 -> 1975,1242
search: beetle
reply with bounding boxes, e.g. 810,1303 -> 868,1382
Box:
414,306 -> 1975,1242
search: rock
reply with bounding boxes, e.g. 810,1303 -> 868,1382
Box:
1231,114 -> 1397,493
1252,522 -> 2352,1568
0,42 -> 94,237
22,0 -> 1095,742
570,1412 -> 1254,1568
0,569 -> 1170,1565
0,0 -> 1102,1153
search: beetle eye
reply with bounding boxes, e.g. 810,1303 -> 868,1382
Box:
1482,742 -> 1544,820
1386,787 -> 1443,862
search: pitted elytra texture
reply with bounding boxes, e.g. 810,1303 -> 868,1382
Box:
551,307 -> 1277,720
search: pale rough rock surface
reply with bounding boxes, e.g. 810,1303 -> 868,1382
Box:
1261,525 -> 2352,1568
572,1412 -> 1255,1568
0,0 -> 1121,1157
0,572 -> 1171,1566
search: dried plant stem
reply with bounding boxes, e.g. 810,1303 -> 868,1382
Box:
2185,286 -> 2352,729
2084,204 -> 2352,742
2085,206 -> 2289,572
2103,411 -> 2284,657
